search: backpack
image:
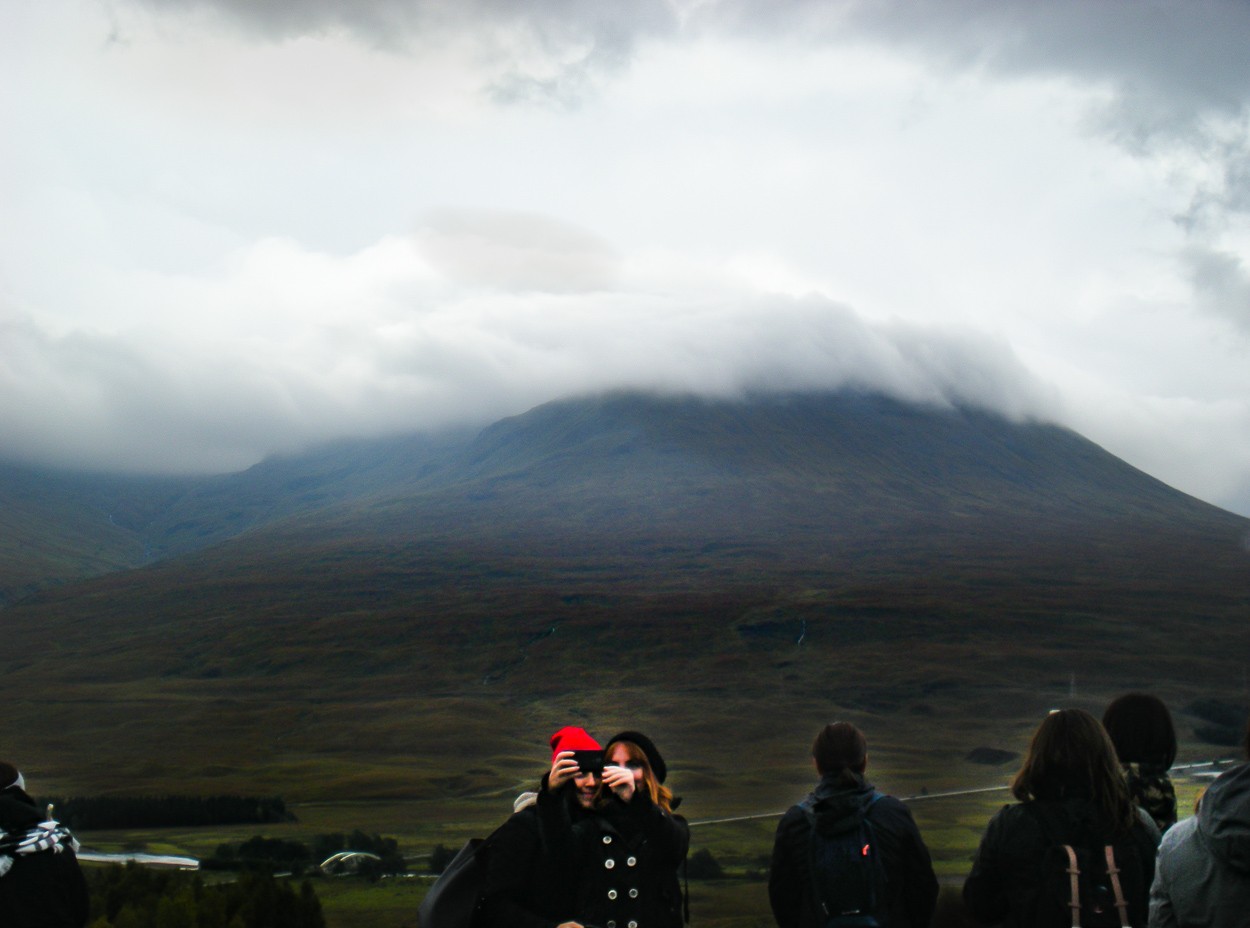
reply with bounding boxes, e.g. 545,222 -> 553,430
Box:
418,837 -> 487,928
1026,807 -> 1147,928
803,791 -> 886,928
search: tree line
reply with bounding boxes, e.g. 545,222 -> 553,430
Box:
209,831 -> 406,879
45,796 -> 293,831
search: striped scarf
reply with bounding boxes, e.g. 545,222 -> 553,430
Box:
0,820 -> 81,877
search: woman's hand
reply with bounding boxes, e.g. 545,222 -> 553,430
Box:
601,764 -> 636,802
548,751 -> 580,791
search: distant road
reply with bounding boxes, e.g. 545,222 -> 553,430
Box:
77,850 -> 199,869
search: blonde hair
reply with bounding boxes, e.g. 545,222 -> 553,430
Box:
1011,708 -> 1137,835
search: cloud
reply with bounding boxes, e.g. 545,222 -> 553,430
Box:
7,0 -> 1250,515
0,229 -> 1057,475
1184,246 -> 1250,334
417,209 -> 621,292
130,0 -> 678,48
127,0 -> 1250,123
126,0 -> 678,107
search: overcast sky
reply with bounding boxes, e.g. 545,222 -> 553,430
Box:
3,0 -> 1250,516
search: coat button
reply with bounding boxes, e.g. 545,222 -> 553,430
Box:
607,922 -> 616,928
629,888 -> 639,898
603,835 -> 612,844
608,890 -> 618,900
628,921 -> 638,928
626,856 -> 637,867
605,859 -> 616,869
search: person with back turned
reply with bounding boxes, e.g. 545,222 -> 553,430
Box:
1102,692 -> 1179,833
769,722 -> 938,928
0,761 -> 89,928
1149,714 -> 1250,927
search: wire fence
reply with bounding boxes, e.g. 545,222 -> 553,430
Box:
685,757 -> 1241,828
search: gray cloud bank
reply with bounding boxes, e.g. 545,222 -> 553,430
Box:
130,0 -> 1250,120
125,0 -> 1250,317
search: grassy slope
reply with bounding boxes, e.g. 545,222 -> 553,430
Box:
0,469 -> 133,602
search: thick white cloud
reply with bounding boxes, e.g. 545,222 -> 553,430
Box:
0,230 -> 1057,473
3,0 -> 1250,517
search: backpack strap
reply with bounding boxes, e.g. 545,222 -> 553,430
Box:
1103,845 -> 1130,928
1059,845 -> 1081,928
800,806 -> 828,918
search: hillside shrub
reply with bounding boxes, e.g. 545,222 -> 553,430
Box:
686,848 -> 724,879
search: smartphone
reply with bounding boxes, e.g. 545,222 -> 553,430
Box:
571,749 -> 604,775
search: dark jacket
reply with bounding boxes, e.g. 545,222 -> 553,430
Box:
0,787 -> 89,928
769,773 -> 938,928
574,791 -> 689,928
963,796 -> 1160,928
1150,762 -> 1250,927
476,779 -> 588,928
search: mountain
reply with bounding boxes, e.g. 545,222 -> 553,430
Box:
0,430 -> 470,605
2,390 -> 1248,805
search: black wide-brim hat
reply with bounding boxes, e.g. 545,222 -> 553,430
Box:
605,731 -> 667,784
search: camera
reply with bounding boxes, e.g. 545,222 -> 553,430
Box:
571,749 -> 604,775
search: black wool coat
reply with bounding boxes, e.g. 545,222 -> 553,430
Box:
573,791 -> 689,928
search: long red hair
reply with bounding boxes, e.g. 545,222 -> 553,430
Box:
609,740 -> 676,813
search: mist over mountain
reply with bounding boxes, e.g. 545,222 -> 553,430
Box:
5,389 -> 1244,604
3,390 -> 1248,799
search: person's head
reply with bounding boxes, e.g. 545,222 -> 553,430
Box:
1012,708 -> 1136,833
812,722 -> 868,785
549,726 -> 602,810
604,732 -> 675,812
1102,692 -> 1177,769
0,762 -> 24,793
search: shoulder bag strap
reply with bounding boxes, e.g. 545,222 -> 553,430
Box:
1061,844 -> 1081,928
1102,845 -> 1130,928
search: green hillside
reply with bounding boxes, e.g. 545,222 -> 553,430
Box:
2,391 -> 1246,804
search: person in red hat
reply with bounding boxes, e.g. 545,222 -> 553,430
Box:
476,727 -> 605,928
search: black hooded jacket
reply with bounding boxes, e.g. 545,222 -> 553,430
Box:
0,786 -> 89,928
769,773 -> 938,928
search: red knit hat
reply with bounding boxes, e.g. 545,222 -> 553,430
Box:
549,726 -> 600,760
